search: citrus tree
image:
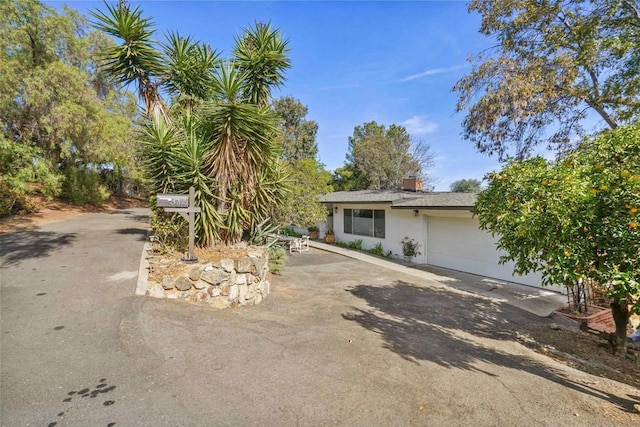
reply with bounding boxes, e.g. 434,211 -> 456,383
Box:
475,123 -> 640,345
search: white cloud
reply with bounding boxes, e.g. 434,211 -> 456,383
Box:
400,116 -> 438,136
399,64 -> 468,82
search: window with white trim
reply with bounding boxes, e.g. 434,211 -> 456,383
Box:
343,209 -> 385,238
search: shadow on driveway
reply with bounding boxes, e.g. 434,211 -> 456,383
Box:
0,230 -> 77,266
343,280 -> 639,413
115,227 -> 148,241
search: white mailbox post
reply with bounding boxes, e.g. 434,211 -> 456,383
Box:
157,186 -> 201,262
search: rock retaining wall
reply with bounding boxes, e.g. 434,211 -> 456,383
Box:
146,248 -> 270,309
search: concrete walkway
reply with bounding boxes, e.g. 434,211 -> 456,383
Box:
310,241 -> 567,317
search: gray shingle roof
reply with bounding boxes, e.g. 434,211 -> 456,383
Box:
319,190 -> 423,204
391,192 -> 477,209
319,190 -> 477,208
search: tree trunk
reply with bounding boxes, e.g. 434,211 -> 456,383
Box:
610,301 -> 629,355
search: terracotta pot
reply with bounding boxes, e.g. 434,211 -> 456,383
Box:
309,231 -> 319,240
324,234 -> 335,243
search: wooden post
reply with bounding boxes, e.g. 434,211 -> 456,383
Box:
159,186 -> 201,263
185,186 -> 196,262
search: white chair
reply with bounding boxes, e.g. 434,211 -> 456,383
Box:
289,238 -> 302,254
300,235 -> 310,251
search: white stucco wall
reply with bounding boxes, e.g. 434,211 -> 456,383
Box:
333,204 -> 426,262
329,203 -> 551,289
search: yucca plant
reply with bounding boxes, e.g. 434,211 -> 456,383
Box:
162,31 -> 220,113
90,2 -> 168,121
233,22 -> 291,107
93,2 -> 291,246
171,115 -> 222,246
199,64 -> 283,243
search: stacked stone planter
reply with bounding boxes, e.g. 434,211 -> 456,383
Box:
147,248 -> 270,309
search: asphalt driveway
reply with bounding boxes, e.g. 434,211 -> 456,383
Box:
1,210 -> 638,426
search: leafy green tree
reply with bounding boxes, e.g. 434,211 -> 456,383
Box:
454,0 -> 640,159
0,0 -> 137,206
269,96 -> 333,228
331,165 -> 362,192
273,96 -> 318,161
475,124 -> 640,347
338,121 -> 435,190
274,158 -> 332,227
450,179 -> 482,193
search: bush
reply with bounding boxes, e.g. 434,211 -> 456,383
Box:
347,239 -> 363,250
60,168 -> 110,206
268,246 -> 287,274
400,237 -> 421,257
367,242 -> 384,255
0,137 -> 63,198
150,211 -> 189,254
0,178 -> 37,217
281,226 -> 303,238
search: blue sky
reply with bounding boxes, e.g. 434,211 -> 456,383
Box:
50,0 -> 502,190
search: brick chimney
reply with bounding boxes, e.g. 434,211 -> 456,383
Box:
402,176 -> 423,192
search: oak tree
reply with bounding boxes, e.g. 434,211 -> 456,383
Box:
273,96 -> 319,161
450,179 -> 482,193
455,0 -> 640,159
338,121 -> 435,190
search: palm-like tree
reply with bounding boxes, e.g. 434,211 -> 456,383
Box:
92,2 -> 291,245
162,32 -> 220,113
233,22 -> 291,108
201,64 -> 282,242
90,2 -> 167,120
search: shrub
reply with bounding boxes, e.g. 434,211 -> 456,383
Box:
347,239 -> 363,250
0,136 -> 62,199
60,168 -> 110,206
150,211 -> 188,254
281,226 -> 302,237
268,246 -> 287,274
0,178 -> 37,217
384,250 -> 394,259
367,242 -> 384,255
247,217 -> 279,248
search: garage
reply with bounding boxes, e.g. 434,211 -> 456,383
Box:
426,215 -> 544,288
320,190 -> 549,290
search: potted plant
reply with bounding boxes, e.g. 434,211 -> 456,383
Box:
308,225 -> 319,240
324,229 -> 335,243
400,237 -> 421,262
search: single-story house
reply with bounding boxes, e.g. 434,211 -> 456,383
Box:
319,183 -> 546,289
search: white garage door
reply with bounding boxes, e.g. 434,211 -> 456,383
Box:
426,216 -> 543,288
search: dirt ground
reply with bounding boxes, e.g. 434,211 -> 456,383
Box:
518,323 -> 639,388
2,196 -> 639,390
